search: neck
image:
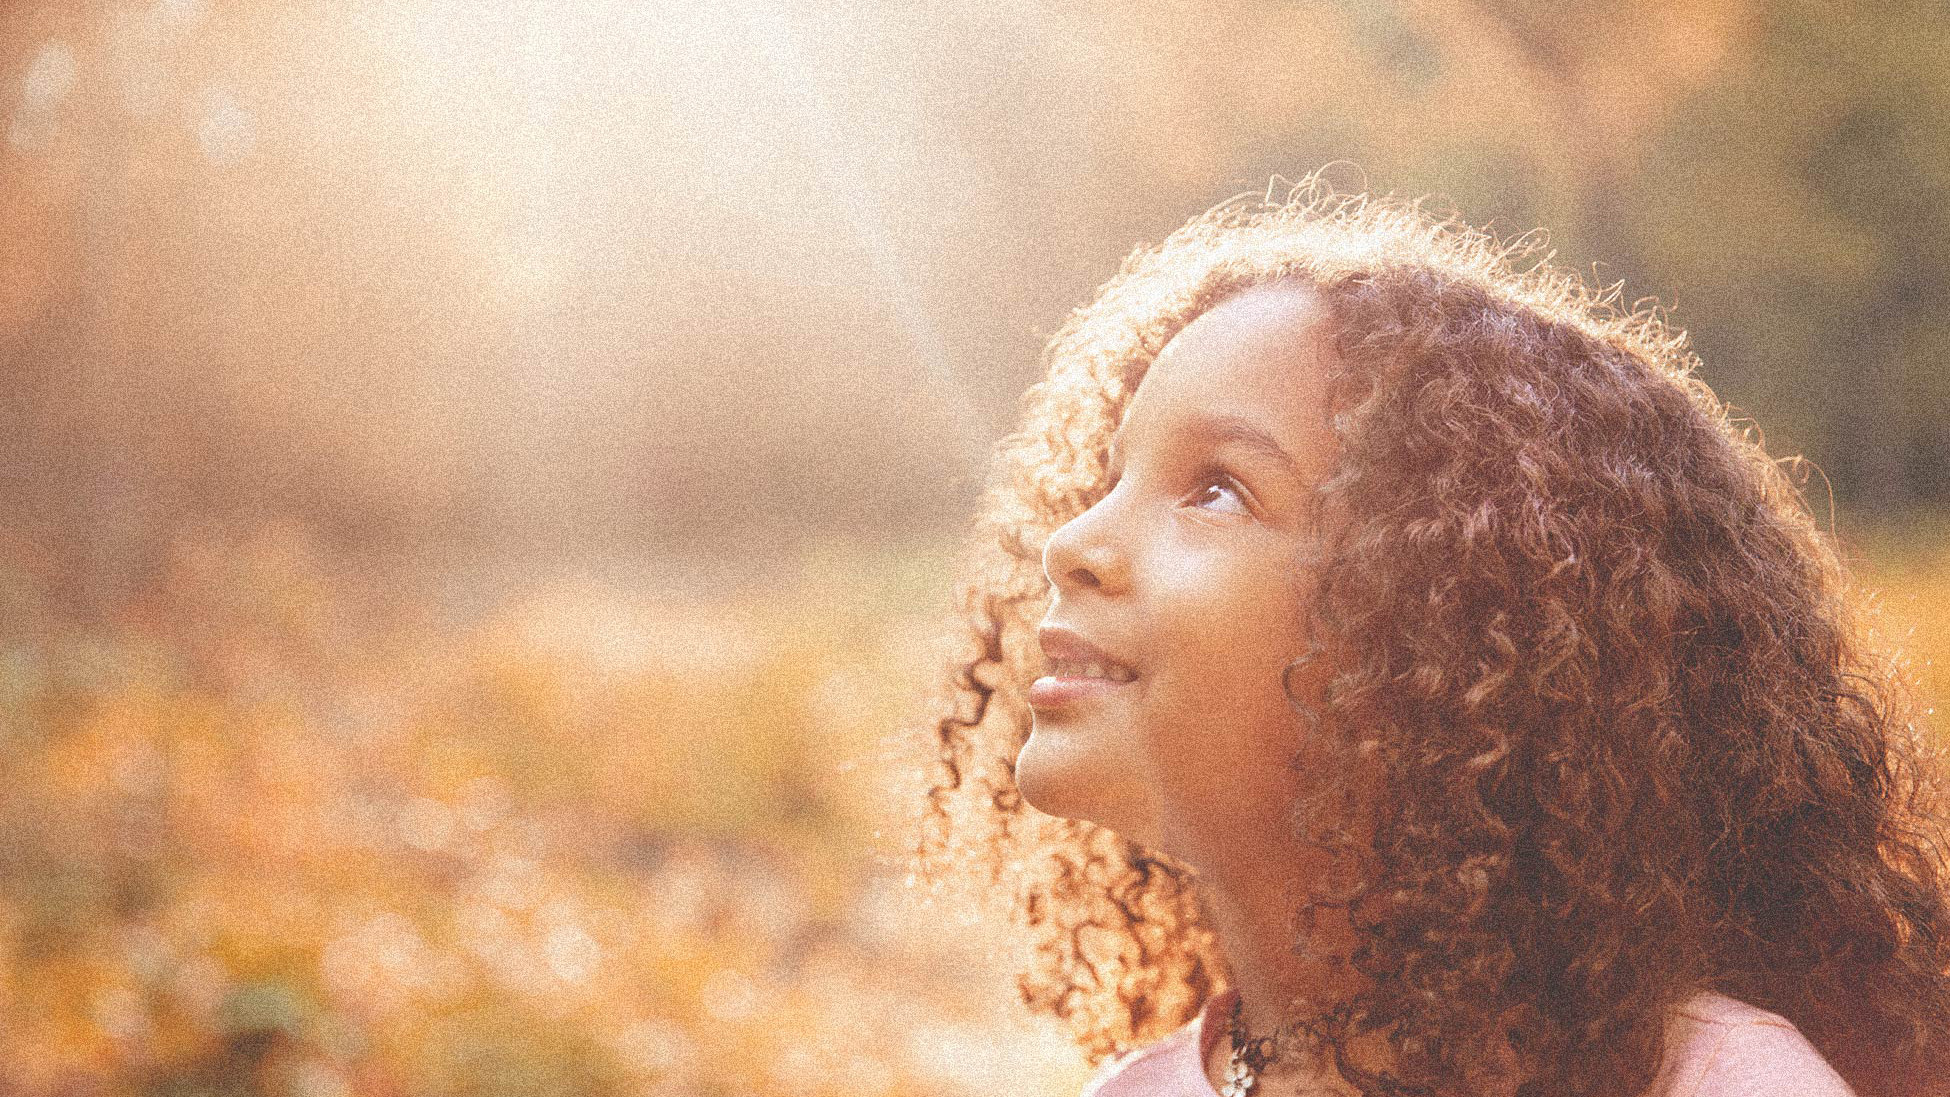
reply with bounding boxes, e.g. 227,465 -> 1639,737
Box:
1198,861 -> 1366,1097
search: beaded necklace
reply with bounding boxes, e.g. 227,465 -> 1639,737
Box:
1219,993 -> 1280,1097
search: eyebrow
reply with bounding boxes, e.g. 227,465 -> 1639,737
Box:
1107,412 -> 1302,478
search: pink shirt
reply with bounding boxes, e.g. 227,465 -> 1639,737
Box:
1081,987 -> 1856,1097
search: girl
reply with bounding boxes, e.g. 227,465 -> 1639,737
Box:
914,179 -> 1950,1097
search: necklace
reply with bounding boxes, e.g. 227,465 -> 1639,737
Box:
1219,993 -> 1279,1097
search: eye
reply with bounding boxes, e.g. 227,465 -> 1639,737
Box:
1185,469 -> 1251,516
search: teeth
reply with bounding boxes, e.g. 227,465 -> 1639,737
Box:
1049,658 -> 1137,683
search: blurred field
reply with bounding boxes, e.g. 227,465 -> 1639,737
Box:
0,524 -> 1090,1097
1851,514 -> 1950,716
0,518 -> 1942,1097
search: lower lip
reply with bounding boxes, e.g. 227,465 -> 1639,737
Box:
1027,675 -> 1136,709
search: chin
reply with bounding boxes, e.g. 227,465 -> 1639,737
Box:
1013,729 -> 1141,834
1013,729 -> 1102,822
1012,732 -> 1069,818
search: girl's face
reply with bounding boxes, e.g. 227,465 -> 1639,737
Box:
1017,281 -> 1342,877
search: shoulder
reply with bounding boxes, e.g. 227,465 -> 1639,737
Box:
1079,1026 -> 1204,1097
1080,991 -> 1230,1097
1645,991 -> 1856,1097
1080,1039 -> 1183,1097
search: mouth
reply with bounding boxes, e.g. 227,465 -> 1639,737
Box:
1028,659 -> 1139,710
1031,624 -> 1139,710
1040,657 -> 1138,684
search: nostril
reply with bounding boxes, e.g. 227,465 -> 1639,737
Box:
1044,519 -> 1128,596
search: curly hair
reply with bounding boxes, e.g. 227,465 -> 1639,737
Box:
911,176 -> 1950,1097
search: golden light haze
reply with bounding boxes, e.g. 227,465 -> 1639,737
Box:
0,2 -> 1944,1094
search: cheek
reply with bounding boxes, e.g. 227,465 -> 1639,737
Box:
1141,567 -> 1312,794
1144,651 -> 1305,782
1152,565 -> 1306,713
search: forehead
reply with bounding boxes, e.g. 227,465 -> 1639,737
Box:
1114,282 -> 1337,472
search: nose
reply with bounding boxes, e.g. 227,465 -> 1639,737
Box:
1042,496 -> 1131,596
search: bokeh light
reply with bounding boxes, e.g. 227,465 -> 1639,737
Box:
2,0 -> 1946,1094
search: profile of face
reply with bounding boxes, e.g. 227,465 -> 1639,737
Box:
1017,281 -> 1343,879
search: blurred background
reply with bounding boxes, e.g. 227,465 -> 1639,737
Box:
0,0 -> 1945,1094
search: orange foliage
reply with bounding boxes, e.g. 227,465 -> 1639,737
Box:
0,523 -> 1087,1097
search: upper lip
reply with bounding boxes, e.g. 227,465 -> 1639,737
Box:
1037,624 -> 1138,676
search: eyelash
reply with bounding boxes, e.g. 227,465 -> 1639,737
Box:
1101,465 -> 1252,514
1187,467 -> 1251,513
